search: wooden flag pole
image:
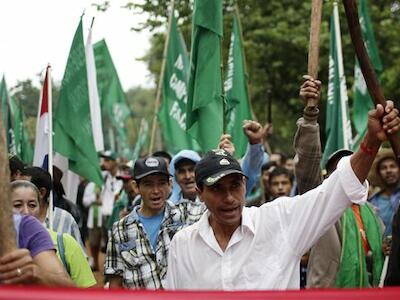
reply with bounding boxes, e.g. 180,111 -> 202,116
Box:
307,0 -> 323,108
343,0 -> 400,163
148,0 -> 175,154
0,102 -> 17,257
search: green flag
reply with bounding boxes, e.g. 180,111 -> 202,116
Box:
322,4 -> 353,167
132,118 -> 149,162
352,0 -> 382,148
18,105 -> 33,164
8,97 -> 22,157
186,0 -> 224,152
93,39 -> 131,158
54,18 -> 103,187
224,13 -> 252,158
158,13 -> 200,153
9,98 -> 33,164
0,76 -> 16,155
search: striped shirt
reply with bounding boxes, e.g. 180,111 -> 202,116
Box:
45,207 -> 85,252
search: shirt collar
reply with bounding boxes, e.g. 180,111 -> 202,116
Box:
125,200 -> 179,226
198,206 -> 255,238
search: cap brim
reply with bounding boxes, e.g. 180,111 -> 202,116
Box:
202,170 -> 246,186
135,170 -> 172,180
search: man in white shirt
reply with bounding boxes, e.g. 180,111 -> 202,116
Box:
165,102 -> 400,290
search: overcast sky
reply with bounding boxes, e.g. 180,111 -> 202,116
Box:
0,0 -> 154,91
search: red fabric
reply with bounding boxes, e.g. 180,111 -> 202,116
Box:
0,286 -> 400,300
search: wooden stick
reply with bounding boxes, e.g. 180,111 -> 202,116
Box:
343,0 -> 400,164
307,0 -> 323,108
0,104 -> 17,256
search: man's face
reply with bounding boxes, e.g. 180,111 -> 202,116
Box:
270,174 -> 292,198
101,158 -> 116,171
11,186 -> 40,218
198,174 -> 245,228
378,158 -> 400,187
138,174 -> 171,217
175,160 -> 196,200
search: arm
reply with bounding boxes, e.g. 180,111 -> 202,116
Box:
278,101 -> 399,256
351,102 -> 399,183
0,248 -> 74,287
294,76 -> 323,194
104,223 -> 125,288
83,182 -> 96,208
241,120 -> 265,195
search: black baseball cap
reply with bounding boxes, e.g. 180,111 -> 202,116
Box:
133,156 -> 171,180
325,149 -> 353,172
195,149 -> 246,186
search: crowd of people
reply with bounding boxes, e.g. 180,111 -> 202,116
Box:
1,77 -> 399,289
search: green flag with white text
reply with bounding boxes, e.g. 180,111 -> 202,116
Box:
322,5 -> 352,167
224,13 -> 252,158
94,39 -> 131,158
158,13 -> 200,153
54,19 -> 103,187
352,0 -> 382,148
186,0 -> 223,152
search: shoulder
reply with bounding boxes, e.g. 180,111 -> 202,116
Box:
172,219 -> 201,244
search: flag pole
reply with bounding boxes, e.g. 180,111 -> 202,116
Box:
47,65 -> 54,229
307,0 -> 323,108
148,0 -> 175,154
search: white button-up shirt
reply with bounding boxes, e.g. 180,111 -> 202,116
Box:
165,156 -> 368,290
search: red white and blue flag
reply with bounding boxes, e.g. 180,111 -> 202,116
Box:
33,66 -> 52,170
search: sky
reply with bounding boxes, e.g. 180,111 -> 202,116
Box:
0,0 -> 154,91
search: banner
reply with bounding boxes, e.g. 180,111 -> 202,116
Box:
322,4 -> 352,167
186,0 -> 224,152
53,18 -> 103,187
224,13 -> 252,158
352,0 -> 382,148
158,13 -> 200,153
94,39 -> 131,158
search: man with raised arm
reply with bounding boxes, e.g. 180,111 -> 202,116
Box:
165,99 -> 400,290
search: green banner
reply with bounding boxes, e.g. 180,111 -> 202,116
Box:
322,5 -> 352,167
352,0 -> 382,148
54,18 -> 103,187
186,0 -> 224,152
224,13 -> 252,158
94,39 -> 131,158
158,13 -> 200,153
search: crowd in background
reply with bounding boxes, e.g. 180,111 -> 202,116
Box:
1,77 -> 400,289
